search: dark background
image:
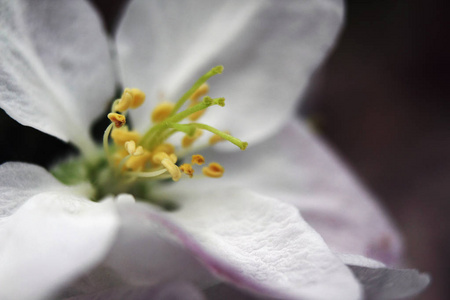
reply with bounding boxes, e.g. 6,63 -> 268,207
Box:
0,0 -> 448,299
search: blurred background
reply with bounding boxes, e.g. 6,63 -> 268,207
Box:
0,0 -> 448,299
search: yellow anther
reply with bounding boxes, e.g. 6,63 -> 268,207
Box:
209,130 -> 230,145
161,159 -> 181,181
124,141 -> 144,156
169,153 -> 178,164
111,127 -> 141,146
134,146 -> 144,156
129,88 -> 146,108
152,143 -> 175,155
114,91 -> 133,112
151,101 -> 175,123
202,162 -> 224,178
180,163 -> 194,178
152,152 -> 170,165
191,154 -> 205,165
188,100 -> 206,121
152,152 -> 181,181
182,129 -> 203,148
190,83 -> 209,101
125,151 -> 152,171
124,140 -> 136,155
108,113 -> 126,128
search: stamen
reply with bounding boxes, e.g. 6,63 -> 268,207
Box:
152,102 -> 175,123
182,129 -> 203,148
152,152 -> 181,181
152,143 -> 175,155
180,163 -> 194,178
125,151 -> 152,171
169,153 -> 178,163
125,168 -> 168,178
191,154 -> 205,165
128,88 -> 146,108
134,146 -> 144,156
202,162 -> 225,178
114,91 -> 133,112
170,66 -> 223,116
111,127 -> 141,146
103,123 -> 115,166
108,113 -> 126,128
152,152 -> 171,164
125,140 -> 144,156
124,140 -> 136,155
209,130 -> 230,145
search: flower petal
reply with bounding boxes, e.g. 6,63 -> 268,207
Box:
0,162 -> 92,217
175,120 -> 403,266
0,0 -> 115,153
116,0 -> 343,144
109,190 -> 361,299
0,163 -> 119,300
103,194 -> 215,289
338,254 -> 430,300
65,281 -> 205,300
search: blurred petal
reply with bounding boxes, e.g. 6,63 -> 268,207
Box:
0,0 -> 115,153
174,120 -> 403,266
338,254 -> 430,300
0,163 -> 119,300
204,283 -> 258,300
116,0 -> 343,145
103,194 -> 215,289
0,162 -> 92,217
113,189 -> 361,299
65,281 -> 205,300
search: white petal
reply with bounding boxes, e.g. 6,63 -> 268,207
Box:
0,162 -> 92,218
0,163 -> 119,300
174,120 -> 403,266
338,254 -> 430,300
103,197 -> 215,289
0,0 -> 115,153
121,188 -> 362,299
116,0 -> 343,145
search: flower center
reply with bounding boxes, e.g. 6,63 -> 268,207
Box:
52,66 -> 247,203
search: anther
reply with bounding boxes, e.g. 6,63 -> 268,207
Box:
125,140 -> 144,156
134,146 -> 144,156
153,152 -> 181,181
152,143 -> 175,155
111,127 -> 141,146
151,102 -> 175,123
129,88 -> 146,108
180,163 -> 194,178
202,162 -> 225,178
114,91 -> 133,112
125,151 -> 152,171
169,153 -> 178,163
108,113 -> 126,128
182,129 -> 203,148
191,154 -> 205,165
125,140 -> 136,155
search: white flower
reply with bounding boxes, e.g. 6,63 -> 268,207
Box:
0,0 -> 429,299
